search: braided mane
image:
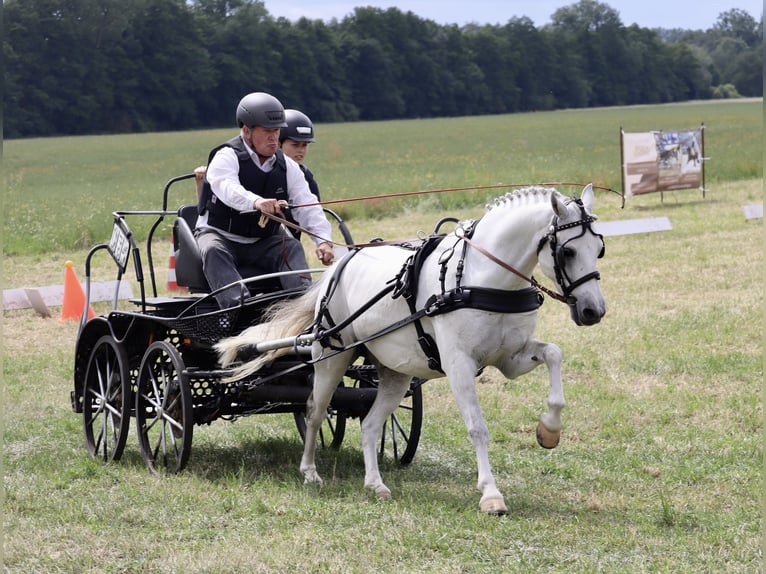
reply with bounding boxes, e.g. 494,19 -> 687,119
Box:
485,185 -> 559,212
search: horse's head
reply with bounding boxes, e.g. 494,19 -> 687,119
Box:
537,184 -> 607,326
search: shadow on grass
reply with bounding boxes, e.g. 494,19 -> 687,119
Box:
114,438 -> 690,524
118,432 -> 408,483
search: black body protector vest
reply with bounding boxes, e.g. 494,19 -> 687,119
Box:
197,136 -> 288,237
285,164 -> 320,239
301,165 -> 320,201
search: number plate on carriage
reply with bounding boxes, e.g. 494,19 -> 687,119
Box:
108,222 -> 130,272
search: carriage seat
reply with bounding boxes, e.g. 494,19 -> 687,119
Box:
172,205 -> 283,296
173,205 -> 210,293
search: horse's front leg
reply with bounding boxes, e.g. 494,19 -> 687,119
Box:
444,362 -> 508,515
500,339 -> 564,449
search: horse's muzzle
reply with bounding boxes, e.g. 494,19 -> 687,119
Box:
569,298 -> 606,326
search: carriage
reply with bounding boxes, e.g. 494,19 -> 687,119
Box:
72,174 -> 606,514
71,174 -> 424,475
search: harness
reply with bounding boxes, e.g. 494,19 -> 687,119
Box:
315,219 -> 544,373
275,197 -> 603,374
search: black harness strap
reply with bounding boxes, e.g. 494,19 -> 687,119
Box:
423,286 -> 543,316
391,235 -> 446,371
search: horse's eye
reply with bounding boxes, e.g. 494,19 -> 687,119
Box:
556,246 -> 575,268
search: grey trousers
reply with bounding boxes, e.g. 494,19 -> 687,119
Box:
196,229 -> 312,308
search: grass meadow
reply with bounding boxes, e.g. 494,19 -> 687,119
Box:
2,99 -> 763,572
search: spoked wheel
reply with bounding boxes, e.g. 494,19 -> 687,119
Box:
82,335 -> 131,462
135,341 -> 193,474
293,378 -> 347,449
378,379 -> 423,465
347,362 -> 424,465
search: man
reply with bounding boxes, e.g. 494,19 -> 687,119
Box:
195,92 -> 335,308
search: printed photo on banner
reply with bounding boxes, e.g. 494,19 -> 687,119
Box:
621,127 -> 703,196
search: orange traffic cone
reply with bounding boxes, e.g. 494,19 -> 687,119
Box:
166,237 -> 187,292
61,261 -> 96,322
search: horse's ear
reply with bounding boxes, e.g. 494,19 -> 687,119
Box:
580,183 -> 594,212
550,190 -> 567,217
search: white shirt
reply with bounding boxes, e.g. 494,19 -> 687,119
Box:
197,133 -> 332,245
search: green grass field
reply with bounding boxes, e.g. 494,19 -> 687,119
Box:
3,99 -> 761,255
2,100 -> 763,573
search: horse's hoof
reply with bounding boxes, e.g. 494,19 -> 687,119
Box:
480,496 -> 508,515
303,472 -> 323,488
369,484 -> 391,500
536,422 -> 561,449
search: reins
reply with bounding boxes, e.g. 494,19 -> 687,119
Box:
255,183 -> 606,308
287,182 -> 625,209
255,181 -> 621,250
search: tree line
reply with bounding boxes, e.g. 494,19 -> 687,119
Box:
4,0 -> 762,138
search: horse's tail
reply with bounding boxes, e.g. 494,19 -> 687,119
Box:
215,279 -> 324,381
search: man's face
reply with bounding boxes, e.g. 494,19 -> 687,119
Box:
246,125 -> 281,158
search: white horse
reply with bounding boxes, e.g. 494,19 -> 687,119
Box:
216,184 -> 606,514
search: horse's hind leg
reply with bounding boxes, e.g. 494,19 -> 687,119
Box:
500,339 -> 564,449
300,349 -> 354,487
359,366 -> 411,499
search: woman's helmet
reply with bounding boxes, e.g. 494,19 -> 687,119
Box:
236,92 -> 287,128
280,109 -> 316,143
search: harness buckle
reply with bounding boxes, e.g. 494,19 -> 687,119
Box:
424,294 -> 442,316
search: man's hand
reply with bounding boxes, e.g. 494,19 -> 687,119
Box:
315,242 -> 335,266
253,197 -> 286,217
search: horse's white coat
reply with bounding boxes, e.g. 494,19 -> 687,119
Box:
216,184 -> 606,514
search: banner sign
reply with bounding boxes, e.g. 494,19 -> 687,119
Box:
621,126 -> 704,197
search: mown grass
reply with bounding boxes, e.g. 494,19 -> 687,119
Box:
2,101 -> 763,573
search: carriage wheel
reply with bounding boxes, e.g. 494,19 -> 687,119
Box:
82,335 -> 131,462
378,379 -> 423,465
293,379 -> 347,449
135,341 -> 193,474
347,362 -> 424,465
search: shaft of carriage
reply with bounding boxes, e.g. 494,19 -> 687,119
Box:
249,333 -> 315,354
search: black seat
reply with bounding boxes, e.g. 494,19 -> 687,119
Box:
172,205 -> 284,296
173,205 -> 210,293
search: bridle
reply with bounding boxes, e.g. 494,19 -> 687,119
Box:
536,197 -> 605,303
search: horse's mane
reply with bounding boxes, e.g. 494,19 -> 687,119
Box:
485,185 -> 559,212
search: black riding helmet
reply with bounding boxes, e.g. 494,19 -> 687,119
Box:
279,109 -> 316,143
236,92 -> 288,128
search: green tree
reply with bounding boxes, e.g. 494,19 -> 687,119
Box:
714,8 -> 761,47
274,18 -> 352,121
195,0 -> 279,127
465,26 -> 519,114
340,35 -> 404,120
127,0 -> 215,131
549,0 -> 631,107
668,42 -> 712,100
4,0 -> 762,137
5,0 -> 138,136
676,8 -> 762,97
